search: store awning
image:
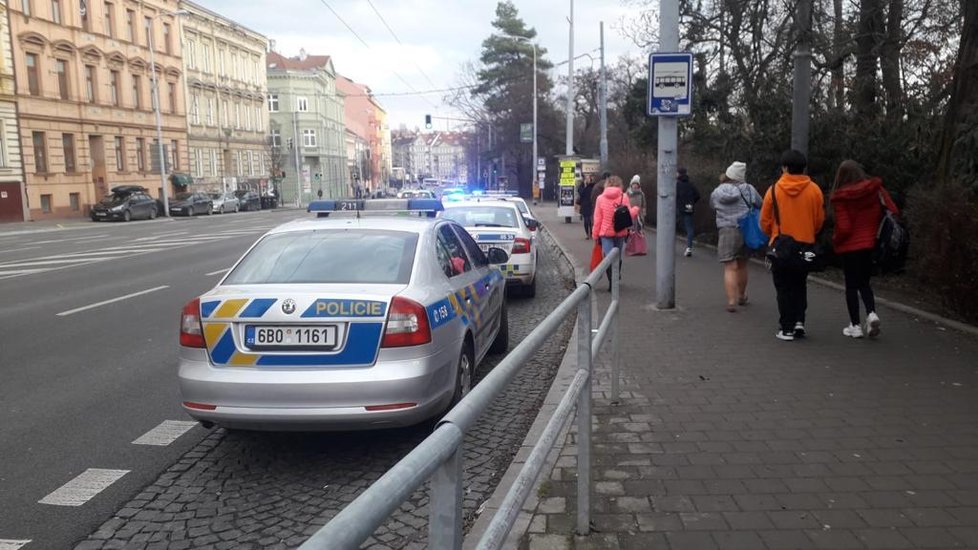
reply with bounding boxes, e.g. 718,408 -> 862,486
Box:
169,173 -> 194,187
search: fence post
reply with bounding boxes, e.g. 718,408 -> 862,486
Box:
576,283 -> 593,536
429,443 -> 464,549
611,247 -> 621,403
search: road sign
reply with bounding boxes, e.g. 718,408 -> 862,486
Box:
647,52 -> 694,116
537,158 -> 545,168
520,123 -> 533,143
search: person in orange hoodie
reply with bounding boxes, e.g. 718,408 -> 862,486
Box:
761,149 -> 826,341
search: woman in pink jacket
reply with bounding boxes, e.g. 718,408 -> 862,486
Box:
592,175 -> 640,290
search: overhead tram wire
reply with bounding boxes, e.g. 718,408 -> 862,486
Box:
316,0 -> 440,109
365,0 -> 440,90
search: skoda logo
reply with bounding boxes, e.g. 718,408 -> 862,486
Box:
281,299 -> 297,315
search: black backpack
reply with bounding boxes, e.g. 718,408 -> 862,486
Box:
874,193 -> 909,274
613,200 -> 633,232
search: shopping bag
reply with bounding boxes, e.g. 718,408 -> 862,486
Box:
589,242 -> 603,271
625,230 -> 648,256
737,208 -> 767,250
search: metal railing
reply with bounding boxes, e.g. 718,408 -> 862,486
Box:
299,247 -> 622,550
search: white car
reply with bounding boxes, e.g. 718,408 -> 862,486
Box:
440,199 -> 538,297
209,192 -> 240,214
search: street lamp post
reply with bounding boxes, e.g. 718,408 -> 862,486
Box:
148,9 -> 189,217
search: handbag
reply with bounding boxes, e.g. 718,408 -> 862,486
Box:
613,199 -> 633,232
765,184 -> 824,272
625,230 -> 648,256
589,241 -> 603,271
737,186 -> 767,250
874,191 -> 909,274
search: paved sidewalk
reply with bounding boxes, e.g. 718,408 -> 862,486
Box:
521,204 -> 978,549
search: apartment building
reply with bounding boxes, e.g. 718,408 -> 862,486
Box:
391,130 -> 468,185
0,0 -> 27,222
180,1 -> 267,193
336,75 -> 390,192
10,0 -> 188,219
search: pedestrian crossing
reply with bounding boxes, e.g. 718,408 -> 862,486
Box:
0,227 -> 275,281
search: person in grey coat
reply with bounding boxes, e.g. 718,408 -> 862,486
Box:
710,161 -> 762,312
627,175 -> 647,230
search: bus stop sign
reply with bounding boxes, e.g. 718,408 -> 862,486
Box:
647,52 -> 694,116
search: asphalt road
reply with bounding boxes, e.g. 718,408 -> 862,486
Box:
0,209 -> 305,550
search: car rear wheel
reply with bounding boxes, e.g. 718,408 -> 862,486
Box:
148,208 -> 157,220
450,340 -> 474,407
522,277 -> 536,298
123,209 -> 132,222
206,204 -> 213,215
488,301 -> 509,355
219,205 -> 225,214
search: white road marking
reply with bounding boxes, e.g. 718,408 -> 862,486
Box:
0,540 -> 31,550
205,268 -> 229,276
132,420 -> 198,446
56,286 -> 169,317
0,246 -> 41,255
38,468 -> 129,506
0,258 -> 111,267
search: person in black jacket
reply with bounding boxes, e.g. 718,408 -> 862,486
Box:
578,176 -> 597,239
676,167 -> 701,256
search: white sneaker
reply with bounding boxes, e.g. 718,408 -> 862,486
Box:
775,330 -> 795,341
843,324 -> 864,338
684,247 -> 692,257
866,312 -> 881,338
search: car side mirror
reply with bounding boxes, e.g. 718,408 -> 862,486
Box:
487,247 -> 509,264
525,218 -> 539,231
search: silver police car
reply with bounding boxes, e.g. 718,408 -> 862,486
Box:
178,199 -> 510,430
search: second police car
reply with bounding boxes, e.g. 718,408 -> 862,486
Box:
177,198 -> 510,431
440,197 -> 539,297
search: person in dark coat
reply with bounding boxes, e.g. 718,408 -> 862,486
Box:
578,176 -> 597,239
676,167 -> 701,256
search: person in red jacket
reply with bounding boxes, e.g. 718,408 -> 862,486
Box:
593,175 -> 640,290
830,160 -> 898,339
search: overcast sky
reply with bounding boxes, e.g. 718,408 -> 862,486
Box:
197,0 -> 649,131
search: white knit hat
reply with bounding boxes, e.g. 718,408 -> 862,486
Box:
725,161 -> 747,182
630,174 -> 641,185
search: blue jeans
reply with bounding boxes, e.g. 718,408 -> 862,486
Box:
599,236 -> 624,283
681,213 -> 695,248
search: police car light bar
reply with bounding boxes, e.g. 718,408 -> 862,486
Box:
480,190 -> 519,197
307,199 -> 444,213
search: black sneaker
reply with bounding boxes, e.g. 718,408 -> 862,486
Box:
794,322 -> 806,338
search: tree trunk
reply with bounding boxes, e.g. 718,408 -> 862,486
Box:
854,0 -> 884,118
935,0 -> 978,187
831,0 -> 845,110
880,0 -> 905,120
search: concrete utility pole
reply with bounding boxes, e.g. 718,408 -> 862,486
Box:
791,0 -> 813,156
599,21 -> 608,169
655,0 -> 680,309
565,0 -> 574,156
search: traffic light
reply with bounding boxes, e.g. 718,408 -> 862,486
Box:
425,114 -> 432,129
287,137 -> 294,150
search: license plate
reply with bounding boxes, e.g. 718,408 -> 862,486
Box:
245,325 -> 339,350
95,212 -> 106,217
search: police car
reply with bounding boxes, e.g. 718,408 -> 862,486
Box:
178,199 -> 510,431
440,198 -> 538,297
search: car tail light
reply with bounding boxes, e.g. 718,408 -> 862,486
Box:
180,298 -> 206,348
513,237 -> 532,254
381,296 -> 431,348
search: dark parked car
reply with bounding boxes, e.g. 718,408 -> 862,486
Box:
169,192 -> 213,216
91,186 -> 159,222
234,190 -> 261,211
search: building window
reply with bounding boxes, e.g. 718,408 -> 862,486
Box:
162,23 -> 171,54
131,74 -> 141,109
126,9 -> 135,42
269,130 -> 280,147
109,70 -> 120,105
296,97 -> 308,112
218,49 -> 226,76
55,59 -> 69,100
202,44 -> 211,73
256,107 -> 263,132
51,0 -> 61,23
25,53 -> 40,96
268,94 -> 278,112
104,2 -> 113,37
136,138 -> 145,171
170,140 -> 178,170
303,129 -> 316,148
230,53 -> 237,79
21,0 -> 31,17
234,102 -> 240,128
259,151 -> 265,175
191,94 -> 200,124
168,83 -> 176,114
208,149 -> 216,176
186,39 -> 196,69
143,16 -> 152,48
206,97 -> 214,125
85,65 -> 97,103
41,194 -> 52,213
62,133 -> 76,173
191,148 -> 201,177
0,122 -> 7,167
221,101 -> 228,127
70,192 -> 80,211
114,136 -> 125,171
32,131 -> 47,172
248,151 -> 255,175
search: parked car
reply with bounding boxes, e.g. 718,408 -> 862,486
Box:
91,185 -> 158,222
210,192 -> 240,214
234,190 -> 261,211
169,192 -> 213,216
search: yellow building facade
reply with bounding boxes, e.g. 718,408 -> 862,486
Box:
10,0 -> 188,219
0,0 -> 27,222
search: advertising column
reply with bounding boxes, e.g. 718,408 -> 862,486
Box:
558,156 -> 579,223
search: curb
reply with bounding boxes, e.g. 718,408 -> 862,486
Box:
463,223 -> 583,549
649,227 -> 978,338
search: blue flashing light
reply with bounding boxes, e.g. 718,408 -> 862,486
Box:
471,190 -> 484,196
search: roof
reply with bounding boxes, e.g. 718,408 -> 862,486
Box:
266,50 -> 332,71
267,216 -> 441,235
442,200 -> 521,211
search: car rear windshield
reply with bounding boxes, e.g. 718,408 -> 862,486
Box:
99,194 -> 128,205
223,229 -> 418,285
442,206 -> 519,228
175,192 -> 194,200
